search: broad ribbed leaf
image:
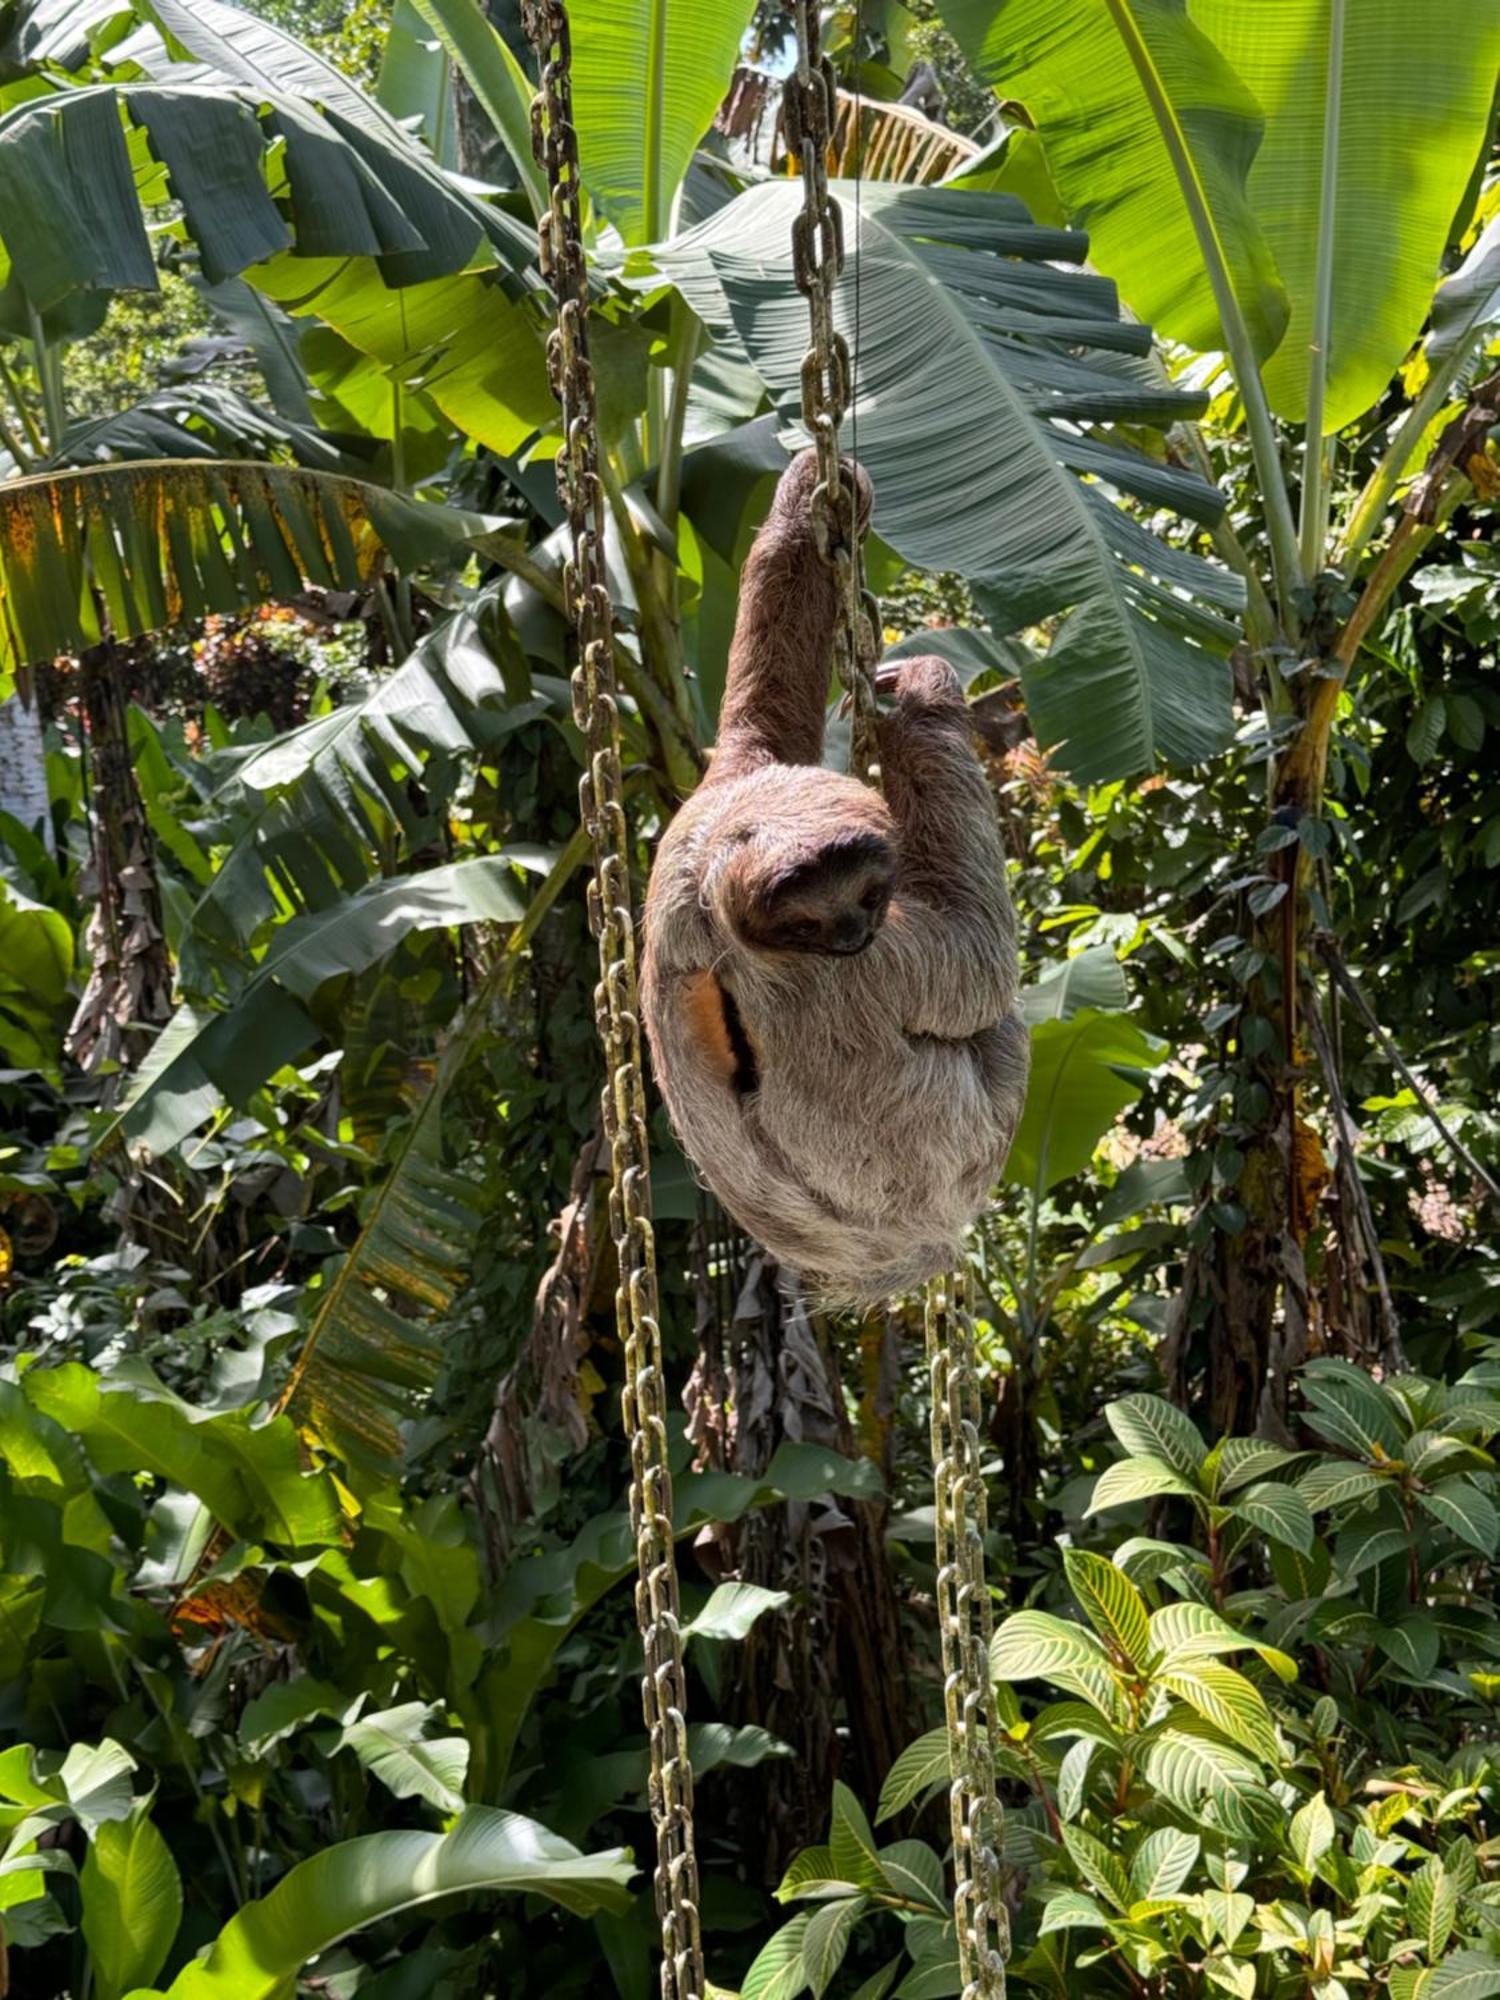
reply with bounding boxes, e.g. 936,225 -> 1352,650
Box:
1021,945 -> 1130,1024
876,1842 -> 946,1915
990,1610 -> 1111,1683
1408,1857 -> 1458,1964
1140,1716 -> 1262,1820
804,1896 -> 867,1999
829,1782 -> 885,1892
876,1728 -> 950,1823
1060,1824 -> 1130,1911
1194,0 -> 1500,429
1230,1480 -> 1314,1555
1288,1790 -> 1335,1871
1377,1613 -> 1441,1680
1428,1950 -> 1500,1999
23,1361 -> 340,1548
1213,1437 -> 1305,1496
1299,1359 -> 1406,1460
1088,1455 -> 1200,1511
160,1808 -> 633,1998
1298,1460 -> 1382,1512
937,0 -> 1288,358
251,252 -> 551,460
1063,1548 -> 1151,1667
332,1703 -> 468,1816
185,592 -> 544,985
564,0 -> 757,245
742,1913 -> 813,2000
1004,1009 -> 1167,1195
1148,1600 -> 1297,1682
115,853 -> 541,1157
1428,216 -> 1500,370
1161,1661 -> 1279,1764
1038,1888 -> 1110,1935
0,458 -> 496,694
661,180 -> 1238,781
682,1582 -> 791,1643
80,1810 -> 182,2000
1129,1827 -> 1199,1903
1106,1394 -> 1207,1477
1419,1477 -> 1500,1557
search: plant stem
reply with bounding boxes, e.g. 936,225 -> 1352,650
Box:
25,303 -> 65,451
1100,0 -> 1303,629
0,350 -> 44,458
1298,0 -> 1346,576
1340,342 -> 1471,569
655,304 -> 701,531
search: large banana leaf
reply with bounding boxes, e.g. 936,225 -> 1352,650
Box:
114,853 -> 547,1156
149,1807 -> 633,1999
937,0 -> 1288,361
181,593 -> 549,992
661,181 -> 1241,780
137,0 -> 525,283
0,79 -> 498,327
1002,1007 -> 1165,1196
251,251 -> 552,460
0,458 -> 497,691
1428,214 -> 1500,372
1194,0 -> 1500,431
564,0 -> 759,245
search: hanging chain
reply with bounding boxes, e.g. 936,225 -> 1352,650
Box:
785,0 -> 881,780
786,8 -> 1007,1994
520,8 -> 704,1997
925,1270 -> 1008,1999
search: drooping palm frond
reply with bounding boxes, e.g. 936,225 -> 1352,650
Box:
0,457 -> 500,691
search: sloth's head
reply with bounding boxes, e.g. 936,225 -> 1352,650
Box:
718,825 -> 896,959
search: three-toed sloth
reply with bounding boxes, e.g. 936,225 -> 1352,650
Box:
640,451 -> 1028,1306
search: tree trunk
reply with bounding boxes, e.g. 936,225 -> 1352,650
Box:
0,685 -> 51,853
67,643 -> 173,1082
690,1234 -> 915,1880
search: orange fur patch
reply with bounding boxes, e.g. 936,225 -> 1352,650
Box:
682,971 -> 738,1090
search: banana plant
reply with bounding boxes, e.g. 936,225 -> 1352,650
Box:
937,0 -> 1500,1429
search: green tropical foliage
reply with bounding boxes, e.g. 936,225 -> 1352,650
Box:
0,1 -> 1496,1996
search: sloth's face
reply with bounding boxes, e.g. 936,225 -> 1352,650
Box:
740,832 -> 895,958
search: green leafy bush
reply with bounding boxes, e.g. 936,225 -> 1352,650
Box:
749,1366 -> 1500,1998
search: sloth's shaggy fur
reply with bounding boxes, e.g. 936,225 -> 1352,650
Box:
641,451 -> 1027,1305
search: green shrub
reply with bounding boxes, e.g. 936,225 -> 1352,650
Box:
747,1362 -> 1500,1998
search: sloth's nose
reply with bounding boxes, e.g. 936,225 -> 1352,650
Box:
832,910 -> 876,954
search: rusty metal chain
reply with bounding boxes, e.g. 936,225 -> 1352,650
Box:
520,7 -> 704,1996
786,0 -> 881,780
925,1270 -> 1008,1999
786,8 -> 1008,1992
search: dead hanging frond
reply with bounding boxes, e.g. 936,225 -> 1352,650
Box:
474,1130 -> 608,1570
274,965 -> 501,1482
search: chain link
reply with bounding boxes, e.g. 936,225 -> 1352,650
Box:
786,0 -> 881,780
925,1270 -> 1008,2000
520,8 -> 704,1996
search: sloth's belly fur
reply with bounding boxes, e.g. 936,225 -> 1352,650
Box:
661,994 -> 1028,1307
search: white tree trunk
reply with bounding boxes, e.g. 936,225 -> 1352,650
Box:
0,689 -> 51,852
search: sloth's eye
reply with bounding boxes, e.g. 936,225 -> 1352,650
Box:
786,917 -> 820,942
859,884 -> 885,912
